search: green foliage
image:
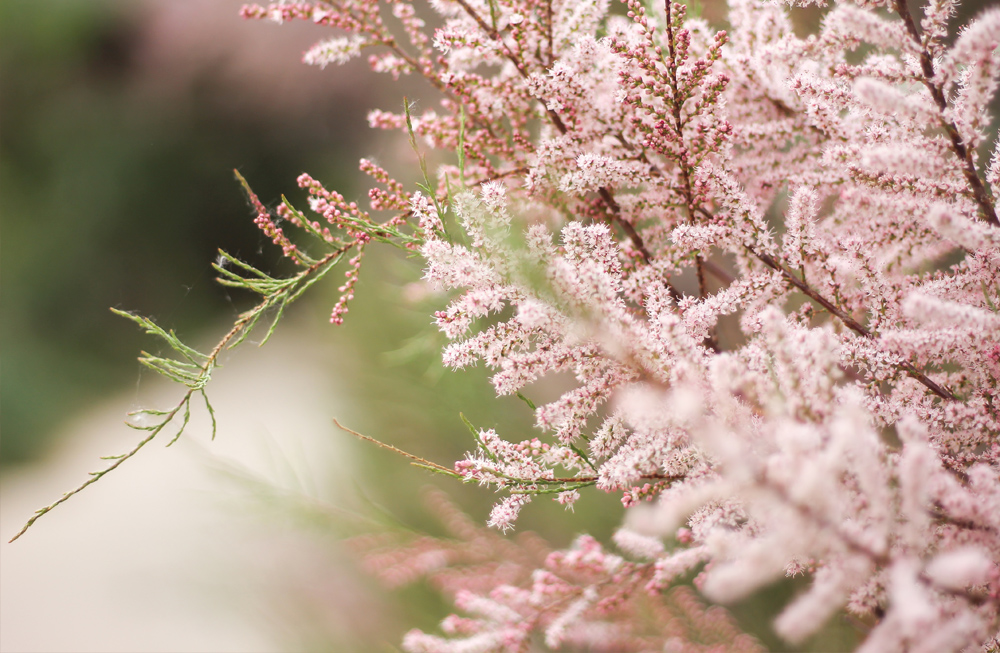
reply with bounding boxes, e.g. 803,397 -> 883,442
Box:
9,187 -> 349,542
0,0 -> 367,465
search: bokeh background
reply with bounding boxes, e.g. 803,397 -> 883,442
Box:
2,1 -> 995,651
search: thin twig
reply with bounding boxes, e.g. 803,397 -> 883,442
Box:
752,250 -> 958,400
335,419 -> 685,489
8,398 -> 186,543
892,0 -> 999,227
9,243 -> 350,543
334,419 -> 458,475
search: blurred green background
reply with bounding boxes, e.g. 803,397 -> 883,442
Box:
1,0 -> 368,464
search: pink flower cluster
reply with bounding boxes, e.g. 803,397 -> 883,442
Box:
354,489 -> 761,651
243,0 -> 1000,648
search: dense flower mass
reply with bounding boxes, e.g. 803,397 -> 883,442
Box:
237,0 -> 1000,648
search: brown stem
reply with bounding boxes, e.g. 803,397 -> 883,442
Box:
545,0 -> 554,67
702,258 -> 735,285
598,187 -> 684,304
892,0 -> 1000,227
337,418 -> 686,487
335,419 -> 458,475
752,250 -> 957,401
766,473 -> 993,610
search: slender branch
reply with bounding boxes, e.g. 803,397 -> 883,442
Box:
892,0 -> 999,227
767,472 -> 993,609
545,0 -> 554,67
752,250 -> 958,401
692,202 -> 956,399
336,419 -> 684,487
334,419 -> 459,475
7,398 -> 186,543
391,0 -> 687,311
9,246 -> 349,543
702,258 -> 734,285
445,1 -> 574,155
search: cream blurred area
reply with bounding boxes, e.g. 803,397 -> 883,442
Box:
2,322 -> 391,653
1,1 -> 402,650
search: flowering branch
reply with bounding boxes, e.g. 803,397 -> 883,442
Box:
18,0 -> 1000,649
891,0 -> 1000,228
10,214 -> 350,541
